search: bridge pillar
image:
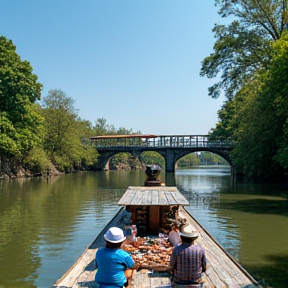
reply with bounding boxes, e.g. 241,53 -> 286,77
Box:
96,151 -> 116,171
165,149 -> 176,173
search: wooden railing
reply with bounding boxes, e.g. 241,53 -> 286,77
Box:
91,135 -> 234,149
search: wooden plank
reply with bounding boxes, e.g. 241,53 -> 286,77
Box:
203,264 -> 225,288
152,190 -> 159,205
164,191 -> 178,205
142,189 -> 152,206
158,190 -> 168,205
170,191 -> 189,205
55,247 -> 97,287
198,226 -> 253,286
130,189 -> 144,205
119,186 -> 190,206
118,187 -> 136,205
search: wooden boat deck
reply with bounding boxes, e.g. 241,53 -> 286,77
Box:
54,206 -> 258,288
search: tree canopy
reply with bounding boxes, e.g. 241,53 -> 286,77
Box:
0,36 -> 44,157
201,0 -> 287,99
41,89 -> 98,172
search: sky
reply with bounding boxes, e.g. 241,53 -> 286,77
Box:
0,0 -> 226,135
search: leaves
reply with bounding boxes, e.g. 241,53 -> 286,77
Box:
0,36 -> 42,120
41,89 -> 98,172
201,0 -> 287,99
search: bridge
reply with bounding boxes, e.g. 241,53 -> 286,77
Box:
90,134 -> 234,173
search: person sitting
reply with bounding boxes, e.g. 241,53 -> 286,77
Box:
95,227 -> 136,288
168,223 -> 181,247
169,224 -> 207,287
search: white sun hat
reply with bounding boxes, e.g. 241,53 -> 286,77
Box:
179,225 -> 199,239
104,227 -> 126,243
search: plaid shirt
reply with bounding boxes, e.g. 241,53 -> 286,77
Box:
170,243 -> 207,283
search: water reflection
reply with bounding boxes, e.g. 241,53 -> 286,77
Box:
0,168 -> 288,288
175,167 -> 288,288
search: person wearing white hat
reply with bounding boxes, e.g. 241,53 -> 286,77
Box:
95,227 -> 135,288
169,224 -> 207,287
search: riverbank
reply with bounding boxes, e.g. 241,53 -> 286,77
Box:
0,157 -> 63,179
0,157 -> 143,180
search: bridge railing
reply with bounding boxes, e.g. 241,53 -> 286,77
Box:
91,135 -> 234,149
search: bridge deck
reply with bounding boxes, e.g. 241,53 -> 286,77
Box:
91,134 -> 234,149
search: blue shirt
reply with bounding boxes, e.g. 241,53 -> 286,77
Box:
95,247 -> 135,287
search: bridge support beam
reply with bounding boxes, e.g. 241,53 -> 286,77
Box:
96,152 -> 116,171
165,149 -> 176,173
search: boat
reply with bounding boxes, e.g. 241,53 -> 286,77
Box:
54,168 -> 259,288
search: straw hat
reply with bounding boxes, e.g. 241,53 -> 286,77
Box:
179,224 -> 199,239
104,227 -> 126,243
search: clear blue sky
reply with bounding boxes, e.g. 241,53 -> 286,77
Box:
0,0 -> 225,135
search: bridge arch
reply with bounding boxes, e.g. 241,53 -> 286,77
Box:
172,148 -> 233,166
92,134 -> 234,173
97,150 -> 144,170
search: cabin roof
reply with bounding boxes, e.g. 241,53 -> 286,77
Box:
117,186 -> 190,206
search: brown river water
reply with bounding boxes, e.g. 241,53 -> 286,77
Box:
0,167 -> 288,288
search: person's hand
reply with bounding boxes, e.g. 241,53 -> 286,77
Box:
132,263 -> 140,270
124,269 -> 133,279
166,264 -> 173,272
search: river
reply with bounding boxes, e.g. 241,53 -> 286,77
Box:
0,167 -> 287,288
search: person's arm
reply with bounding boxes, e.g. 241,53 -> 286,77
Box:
201,249 -> 207,272
168,249 -> 177,273
95,251 -> 99,269
124,255 -> 139,283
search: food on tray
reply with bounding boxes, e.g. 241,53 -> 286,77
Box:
122,236 -> 173,270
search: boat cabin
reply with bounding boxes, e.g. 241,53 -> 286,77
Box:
117,186 -> 189,235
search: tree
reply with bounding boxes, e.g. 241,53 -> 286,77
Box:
259,32 -> 288,170
93,118 -> 116,136
0,36 -> 42,118
230,32 -> 288,178
209,99 -> 238,140
41,89 -> 77,158
41,89 -> 98,172
0,36 -> 44,157
200,0 -> 287,99
177,153 -> 201,167
141,151 -> 165,167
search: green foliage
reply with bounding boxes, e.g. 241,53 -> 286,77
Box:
93,118 -> 116,136
0,36 -> 44,159
263,33 -> 288,169
204,2 -> 288,179
0,112 -> 19,155
92,117 -> 138,136
177,153 -> 201,167
201,0 -> 287,99
229,32 -> 288,178
23,147 -> 50,174
0,36 -> 42,121
141,151 -> 165,167
110,152 -> 141,169
209,99 -> 237,139
41,89 -> 98,172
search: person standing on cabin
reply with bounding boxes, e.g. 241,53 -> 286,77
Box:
95,227 -> 136,288
169,224 -> 207,287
